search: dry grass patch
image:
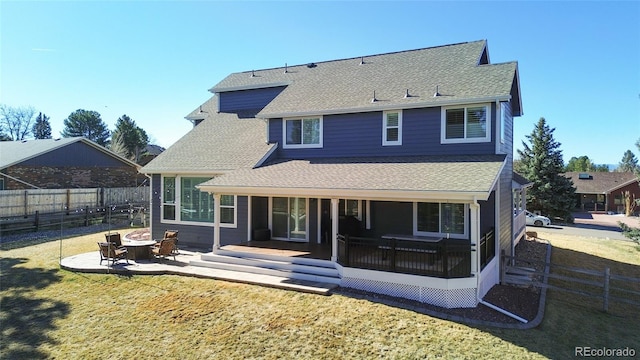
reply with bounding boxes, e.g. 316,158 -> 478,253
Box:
2,229 -> 639,359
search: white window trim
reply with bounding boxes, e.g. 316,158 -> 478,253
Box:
340,199 -> 362,221
269,196 -> 309,242
440,103 -> 491,144
160,175 -> 237,228
413,202 -> 469,239
382,110 -> 402,146
282,116 -> 323,149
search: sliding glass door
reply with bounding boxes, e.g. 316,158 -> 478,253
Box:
272,197 -> 307,241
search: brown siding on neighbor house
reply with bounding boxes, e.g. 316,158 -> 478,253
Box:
3,165 -> 143,190
608,181 -> 640,214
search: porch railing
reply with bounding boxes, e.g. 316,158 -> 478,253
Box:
337,235 -> 472,278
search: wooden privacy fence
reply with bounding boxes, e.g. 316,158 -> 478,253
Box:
501,252 -> 640,312
0,186 -> 149,217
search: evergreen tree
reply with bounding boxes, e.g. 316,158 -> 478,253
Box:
617,150 -> 640,173
517,117 -> 576,223
110,114 -> 149,163
61,109 -> 110,146
32,112 -> 52,139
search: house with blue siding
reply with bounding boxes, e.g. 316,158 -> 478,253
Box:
140,40 -> 525,308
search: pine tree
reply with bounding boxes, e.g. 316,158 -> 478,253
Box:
517,117 -> 576,223
617,150 -> 639,173
110,114 -> 149,163
61,109 -> 110,146
32,112 -> 52,139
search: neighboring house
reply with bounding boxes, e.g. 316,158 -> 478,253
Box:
565,172 -> 640,213
138,144 -> 166,166
0,137 -> 143,190
141,40 -> 523,308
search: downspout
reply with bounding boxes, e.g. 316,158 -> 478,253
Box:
473,198 -> 528,324
479,300 -> 528,323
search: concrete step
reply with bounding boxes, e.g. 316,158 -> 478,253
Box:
200,253 -> 339,278
191,259 -> 341,285
191,251 -> 341,285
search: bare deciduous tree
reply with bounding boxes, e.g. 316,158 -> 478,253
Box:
0,104 -> 36,141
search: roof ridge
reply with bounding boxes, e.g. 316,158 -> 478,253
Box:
234,40 -> 487,74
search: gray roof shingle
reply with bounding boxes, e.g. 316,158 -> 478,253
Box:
140,95 -> 274,174
0,137 -> 138,169
198,155 -> 506,200
565,172 -> 639,194
211,40 -> 521,118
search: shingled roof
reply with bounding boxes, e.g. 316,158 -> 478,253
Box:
197,155 -> 506,201
140,95 -> 274,174
211,40 -> 522,119
565,172 -> 639,194
0,137 -> 139,169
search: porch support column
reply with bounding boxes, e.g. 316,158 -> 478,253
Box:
470,200 -> 480,276
331,198 -> 339,262
247,196 -> 252,242
213,193 -> 221,252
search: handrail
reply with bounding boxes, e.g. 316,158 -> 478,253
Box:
338,234 -> 472,278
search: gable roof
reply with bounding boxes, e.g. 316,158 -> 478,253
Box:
0,137 -> 139,169
140,95 -> 275,174
210,40 -> 522,119
565,172 -> 639,194
197,155 -> 506,201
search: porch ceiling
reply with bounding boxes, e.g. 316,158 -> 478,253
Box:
197,155 -> 506,201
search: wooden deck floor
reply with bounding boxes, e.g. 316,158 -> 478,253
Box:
221,240 -> 332,260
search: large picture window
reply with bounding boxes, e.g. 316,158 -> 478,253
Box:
283,117 -> 322,148
161,176 -> 236,227
441,104 -> 490,143
415,202 -> 467,238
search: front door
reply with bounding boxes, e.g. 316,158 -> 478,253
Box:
272,197 -> 307,241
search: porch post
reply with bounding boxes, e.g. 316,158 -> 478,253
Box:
331,198 -> 339,262
247,195 -> 252,242
470,201 -> 480,276
213,193 -> 221,252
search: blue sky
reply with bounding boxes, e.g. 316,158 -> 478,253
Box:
2,1 -> 639,166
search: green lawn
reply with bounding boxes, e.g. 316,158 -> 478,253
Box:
1,229 -> 639,359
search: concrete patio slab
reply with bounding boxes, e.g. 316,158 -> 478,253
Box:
60,250 -> 338,295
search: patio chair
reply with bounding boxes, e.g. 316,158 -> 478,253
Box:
154,230 -> 179,255
151,238 -> 177,260
104,233 -> 126,250
98,242 -> 129,265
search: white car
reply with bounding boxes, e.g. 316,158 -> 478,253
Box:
525,211 -> 551,227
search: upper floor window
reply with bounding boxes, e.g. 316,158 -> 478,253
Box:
382,110 -> 402,146
441,104 -> 491,144
283,116 -> 323,149
161,175 -> 236,227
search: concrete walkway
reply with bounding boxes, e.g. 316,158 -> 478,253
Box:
60,249 -> 338,295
